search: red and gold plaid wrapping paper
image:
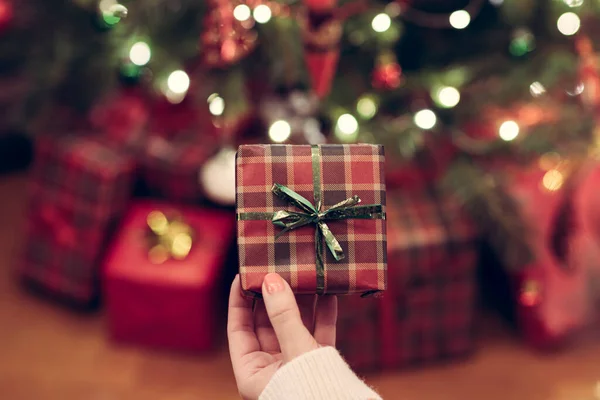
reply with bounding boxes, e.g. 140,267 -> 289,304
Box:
236,144 -> 387,295
19,136 -> 134,305
140,135 -> 217,203
337,190 -> 479,371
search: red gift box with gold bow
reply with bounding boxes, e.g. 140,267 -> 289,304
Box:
19,136 -> 135,307
103,201 -> 235,352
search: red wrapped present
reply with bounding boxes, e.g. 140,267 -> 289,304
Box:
510,162 -> 600,350
236,144 -> 387,296
19,136 -> 135,306
337,190 -> 479,371
140,135 -> 217,203
502,165 -> 591,350
103,201 -> 235,352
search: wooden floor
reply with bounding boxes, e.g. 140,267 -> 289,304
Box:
1,173 -> 600,400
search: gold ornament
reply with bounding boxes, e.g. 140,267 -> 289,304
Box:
146,210 -> 194,264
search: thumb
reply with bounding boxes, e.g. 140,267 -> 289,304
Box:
262,273 -> 318,362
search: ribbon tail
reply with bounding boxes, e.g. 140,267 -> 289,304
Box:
315,228 -> 325,295
318,222 -> 345,261
274,227 -> 292,240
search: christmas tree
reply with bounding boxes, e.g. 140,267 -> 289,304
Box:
2,0 -> 600,263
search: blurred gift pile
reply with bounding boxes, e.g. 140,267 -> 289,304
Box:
4,0 -> 600,373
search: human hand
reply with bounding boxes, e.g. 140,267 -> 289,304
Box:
227,273 -> 338,400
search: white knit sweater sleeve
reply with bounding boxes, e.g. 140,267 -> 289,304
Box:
259,347 -> 383,400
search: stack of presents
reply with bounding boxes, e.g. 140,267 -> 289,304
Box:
16,125 -> 600,371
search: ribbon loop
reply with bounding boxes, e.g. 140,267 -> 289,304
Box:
270,183 -> 381,261
272,183 -> 317,214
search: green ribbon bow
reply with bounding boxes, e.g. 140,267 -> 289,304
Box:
238,145 -> 385,294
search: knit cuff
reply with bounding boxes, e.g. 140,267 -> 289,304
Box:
259,346 -> 382,400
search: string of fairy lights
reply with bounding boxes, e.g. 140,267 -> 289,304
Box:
102,0 -> 589,145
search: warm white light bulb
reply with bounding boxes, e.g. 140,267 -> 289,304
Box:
208,94 -> 225,116
336,114 -> 359,135
357,97 -> 378,119
542,169 -> 564,192
489,0 -> 504,5
529,82 -> 546,97
233,4 -> 251,21
372,13 -> 391,33
499,120 -> 520,141
449,10 -> 471,29
129,42 -> 151,66
414,109 -> 437,130
167,70 -> 190,94
269,120 -> 292,142
557,12 -> 581,36
437,86 -> 460,108
254,5 -> 272,24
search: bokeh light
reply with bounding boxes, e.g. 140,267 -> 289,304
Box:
557,12 -> 581,36
254,5 -> 272,24
529,82 -> 546,97
269,120 -> 292,142
129,42 -> 151,66
436,86 -> 461,108
449,10 -> 470,29
372,13 -> 392,33
414,109 -> 437,130
336,114 -> 359,135
167,70 -> 190,94
233,4 -> 251,21
357,97 -> 378,119
208,94 -> 225,116
498,120 -> 520,141
542,169 -> 564,191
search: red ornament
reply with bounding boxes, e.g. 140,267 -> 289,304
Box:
372,62 -> 402,90
0,0 -> 14,32
201,0 -> 257,68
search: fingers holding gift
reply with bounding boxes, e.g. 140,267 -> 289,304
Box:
227,275 -> 260,365
262,273 -> 319,362
254,299 -> 280,354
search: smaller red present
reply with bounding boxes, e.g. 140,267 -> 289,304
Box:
103,201 -> 235,352
140,135 -> 217,203
337,189 -> 479,371
19,136 -> 135,306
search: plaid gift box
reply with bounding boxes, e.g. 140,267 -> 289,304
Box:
140,135 -> 217,203
236,144 -> 387,296
19,136 -> 134,306
103,201 -> 235,352
337,189 -> 479,371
